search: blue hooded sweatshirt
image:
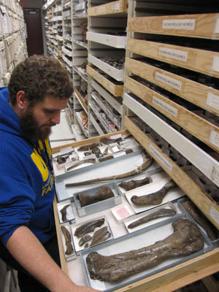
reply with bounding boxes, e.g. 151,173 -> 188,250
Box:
0,87 -> 55,246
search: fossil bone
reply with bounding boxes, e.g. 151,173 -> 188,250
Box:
74,218 -> 105,238
90,226 -> 111,247
65,155 -> 153,187
128,208 -> 176,229
61,226 -> 73,255
78,186 -> 114,207
131,180 -> 176,207
119,177 -> 152,191
86,218 -> 204,283
60,204 -> 71,222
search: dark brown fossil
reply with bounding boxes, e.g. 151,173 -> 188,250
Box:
181,200 -> 219,241
90,226 -> 111,247
131,180 -> 176,207
128,208 -> 176,229
61,225 -> 73,255
78,186 -> 114,207
60,204 -> 71,222
79,234 -> 92,247
77,143 -> 99,152
74,218 -> 105,238
86,218 -> 204,283
119,177 -> 152,191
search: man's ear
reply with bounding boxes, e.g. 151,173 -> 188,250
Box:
16,91 -> 28,110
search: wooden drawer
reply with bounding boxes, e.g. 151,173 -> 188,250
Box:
88,0 -> 128,16
87,65 -> 123,97
125,57 -> 219,116
128,13 -> 219,39
125,76 -> 219,153
124,114 -> 219,229
127,39 -> 219,79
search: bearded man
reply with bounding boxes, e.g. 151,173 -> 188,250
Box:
0,55 -> 96,292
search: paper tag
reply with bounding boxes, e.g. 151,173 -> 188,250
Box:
209,207 -> 219,225
149,144 -> 173,172
152,96 -> 178,117
159,47 -> 188,62
214,17 -> 219,33
162,19 -> 196,30
209,130 -> 219,147
155,72 -> 182,91
211,165 -> 219,185
212,56 -> 219,72
206,92 -> 219,110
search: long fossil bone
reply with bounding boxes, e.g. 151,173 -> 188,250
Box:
65,155 -> 153,187
86,218 -> 204,283
128,208 -> 176,229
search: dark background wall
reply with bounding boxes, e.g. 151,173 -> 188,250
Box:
20,0 -> 44,56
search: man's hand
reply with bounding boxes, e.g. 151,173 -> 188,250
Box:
7,226 -> 99,292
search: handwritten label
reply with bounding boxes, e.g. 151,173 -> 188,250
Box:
210,207 -> 219,225
206,92 -> 219,110
152,96 -> 178,117
212,56 -> 219,72
149,144 -> 173,172
211,165 -> 219,186
155,72 -> 182,91
159,47 -> 188,62
209,130 -> 219,148
162,19 -> 196,30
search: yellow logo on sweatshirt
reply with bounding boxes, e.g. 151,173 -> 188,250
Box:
31,150 -> 49,182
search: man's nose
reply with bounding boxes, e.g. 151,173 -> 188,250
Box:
51,112 -> 61,125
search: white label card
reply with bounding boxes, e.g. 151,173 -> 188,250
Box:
214,17 -> 219,33
209,130 -> 219,148
149,144 -> 173,172
155,72 -> 182,91
162,19 -> 196,30
210,207 -> 219,225
206,92 -> 219,110
152,96 -> 178,117
159,47 -> 188,62
211,165 -> 219,186
212,56 -> 219,72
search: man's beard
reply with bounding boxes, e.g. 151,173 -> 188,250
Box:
20,109 -> 53,144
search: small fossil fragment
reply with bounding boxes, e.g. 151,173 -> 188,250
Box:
131,180 -> 176,207
128,208 -> 176,229
74,218 -> 105,238
90,226 -> 111,247
60,204 -> 71,222
79,234 -> 92,247
119,177 -> 152,191
78,186 -> 114,207
61,225 -> 73,255
86,218 -> 204,283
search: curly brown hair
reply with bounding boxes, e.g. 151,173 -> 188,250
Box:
8,55 -> 73,105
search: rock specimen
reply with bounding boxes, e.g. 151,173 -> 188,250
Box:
78,186 -> 114,207
128,208 -> 176,229
119,177 -> 152,191
131,180 -> 176,207
86,219 -> 204,283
